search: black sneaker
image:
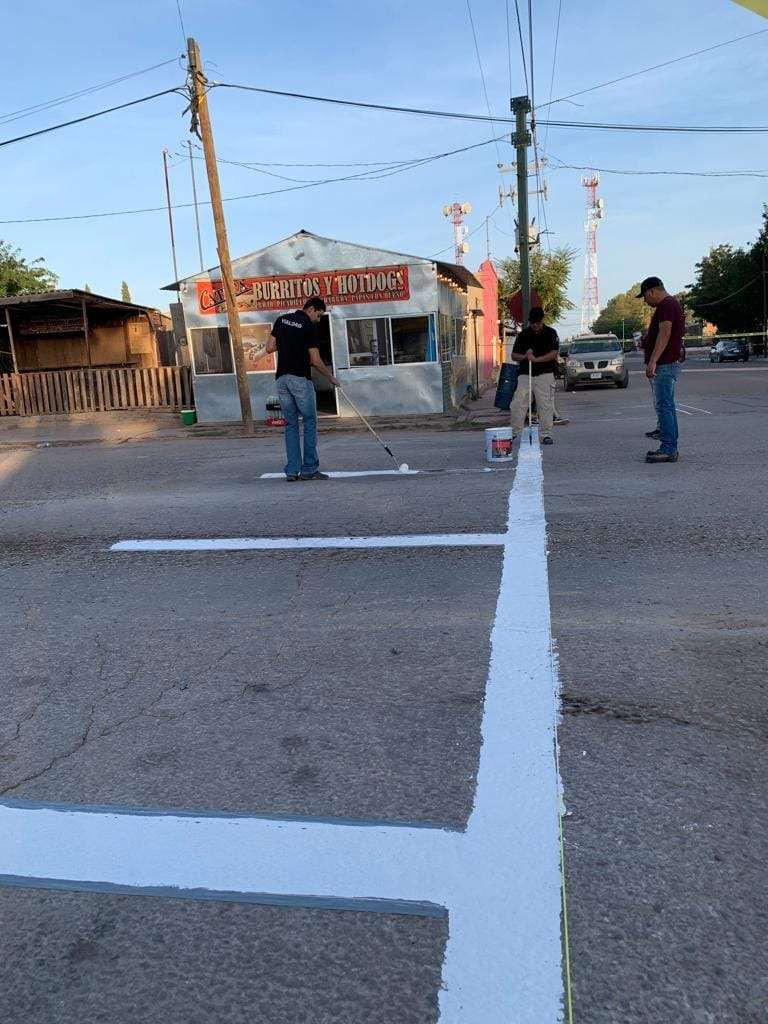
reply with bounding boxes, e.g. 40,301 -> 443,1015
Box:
541,436 -> 554,446
645,450 -> 679,463
553,417 -> 570,426
286,474 -> 300,482
300,471 -> 330,480
645,429 -> 661,439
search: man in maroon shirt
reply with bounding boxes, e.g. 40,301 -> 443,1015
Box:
638,276 -> 685,463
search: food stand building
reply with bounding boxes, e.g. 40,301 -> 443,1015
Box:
167,230 -> 492,422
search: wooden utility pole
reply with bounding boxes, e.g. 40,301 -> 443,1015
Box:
186,37 -> 254,434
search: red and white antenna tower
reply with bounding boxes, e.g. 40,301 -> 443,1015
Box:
580,174 -> 604,333
442,201 -> 473,265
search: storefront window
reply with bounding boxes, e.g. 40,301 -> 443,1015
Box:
346,318 -> 391,366
190,327 -> 234,374
391,316 -> 430,364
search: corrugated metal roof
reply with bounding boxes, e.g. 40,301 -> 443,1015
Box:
0,289 -> 153,313
162,230 -> 482,291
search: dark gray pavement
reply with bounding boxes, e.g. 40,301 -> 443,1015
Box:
549,363 -> 768,1024
1,361 -> 766,1023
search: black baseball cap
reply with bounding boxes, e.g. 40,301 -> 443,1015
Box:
636,276 -> 663,297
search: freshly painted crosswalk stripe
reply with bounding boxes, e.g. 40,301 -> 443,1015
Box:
110,533 -> 507,552
8,435 -> 565,1022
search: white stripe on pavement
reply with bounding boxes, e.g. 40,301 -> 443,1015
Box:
677,403 -> 712,415
8,439 -> 564,1022
260,469 -> 420,478
110,534 -> 507,552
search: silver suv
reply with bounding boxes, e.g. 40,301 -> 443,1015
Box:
564,334 -> 629,390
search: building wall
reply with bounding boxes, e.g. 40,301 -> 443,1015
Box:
180,234 -> 446,421
15,315 -> 158,371
477,260 -> 500,383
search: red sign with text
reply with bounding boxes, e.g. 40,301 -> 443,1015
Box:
197,265 -> 410,315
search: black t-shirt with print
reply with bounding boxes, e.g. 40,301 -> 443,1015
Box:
272,310 -> 317,379
512,325 -> 559,376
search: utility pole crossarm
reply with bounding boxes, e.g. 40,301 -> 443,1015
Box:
186,37 -> 254,434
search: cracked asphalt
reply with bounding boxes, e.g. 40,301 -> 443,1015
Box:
1,359 -> 767,1023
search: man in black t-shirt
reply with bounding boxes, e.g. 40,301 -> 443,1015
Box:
508,307 -> 559,445
267,297 -> 339,481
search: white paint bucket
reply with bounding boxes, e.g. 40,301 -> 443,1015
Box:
484,426 -> 515,463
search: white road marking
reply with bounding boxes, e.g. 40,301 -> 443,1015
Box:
110,534 -> 507,552
260,469 -> 419,478
7,441 -> 564,1022
677,408 -> 693,415
677,402 -> 712,415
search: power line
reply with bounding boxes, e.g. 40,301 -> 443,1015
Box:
694,276 -> 762,306
0,88 -> 184,150
505,1 -> 514,99
215,82 -> 768,133
512,1 -> 530,94
541,0 -> 563,154
539,119 -> 768,133
548,157 -> 768,177
538,26 -> 768,110
0,134 -> 505,225
0,58 -> 181,128
174,0 -> 188,47
527,0 -> 535,115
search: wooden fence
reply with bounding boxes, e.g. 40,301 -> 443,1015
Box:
0,367 -> 192,417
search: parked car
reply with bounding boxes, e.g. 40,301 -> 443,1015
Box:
710,339 -> 749,363
564,335 -> 629,390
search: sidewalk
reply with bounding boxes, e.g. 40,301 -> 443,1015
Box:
0,402 -> 501,450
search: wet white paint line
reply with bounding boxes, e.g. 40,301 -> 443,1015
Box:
677,402 -> 712,415
110,533 -> 507,552
260,469 -> 420,478
5,440 -> 564,1023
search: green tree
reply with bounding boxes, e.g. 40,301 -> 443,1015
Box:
0,241 -> 57,297
497,246 -> 577,324
687,207 -> 768,334
592,284 -> 651,338
121,280 -> 132,303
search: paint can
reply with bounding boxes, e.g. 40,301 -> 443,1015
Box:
265,396 -> 286,427
484,426 -> 514,463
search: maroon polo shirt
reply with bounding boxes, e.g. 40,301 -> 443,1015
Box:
643,295 -> 685,365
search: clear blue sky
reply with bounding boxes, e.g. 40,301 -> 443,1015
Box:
2,0 -> 767,335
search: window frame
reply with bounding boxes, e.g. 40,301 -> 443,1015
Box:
344,313 -> 437,369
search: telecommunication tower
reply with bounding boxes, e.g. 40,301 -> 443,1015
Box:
580,174 -> 604,333
443,202 -> 472,265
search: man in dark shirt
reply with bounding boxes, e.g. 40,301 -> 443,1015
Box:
267,297 -> 339,481
638,276 -> 685,464
509,307 -> 560,445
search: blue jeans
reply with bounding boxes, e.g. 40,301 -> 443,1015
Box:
277,374 -> 319,477
653,363 -> 681,454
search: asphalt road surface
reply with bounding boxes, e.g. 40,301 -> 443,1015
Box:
1,361 -> 766,1023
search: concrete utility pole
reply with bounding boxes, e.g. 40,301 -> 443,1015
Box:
511,96 -> 532,323
186,37 -> 254,434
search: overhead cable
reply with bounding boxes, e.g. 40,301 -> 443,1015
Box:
0,134 -> 504,224
0,88 -> 184,149
215,82 -> 768,132
538,26 -> 768,110
0,58 -> 181,127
